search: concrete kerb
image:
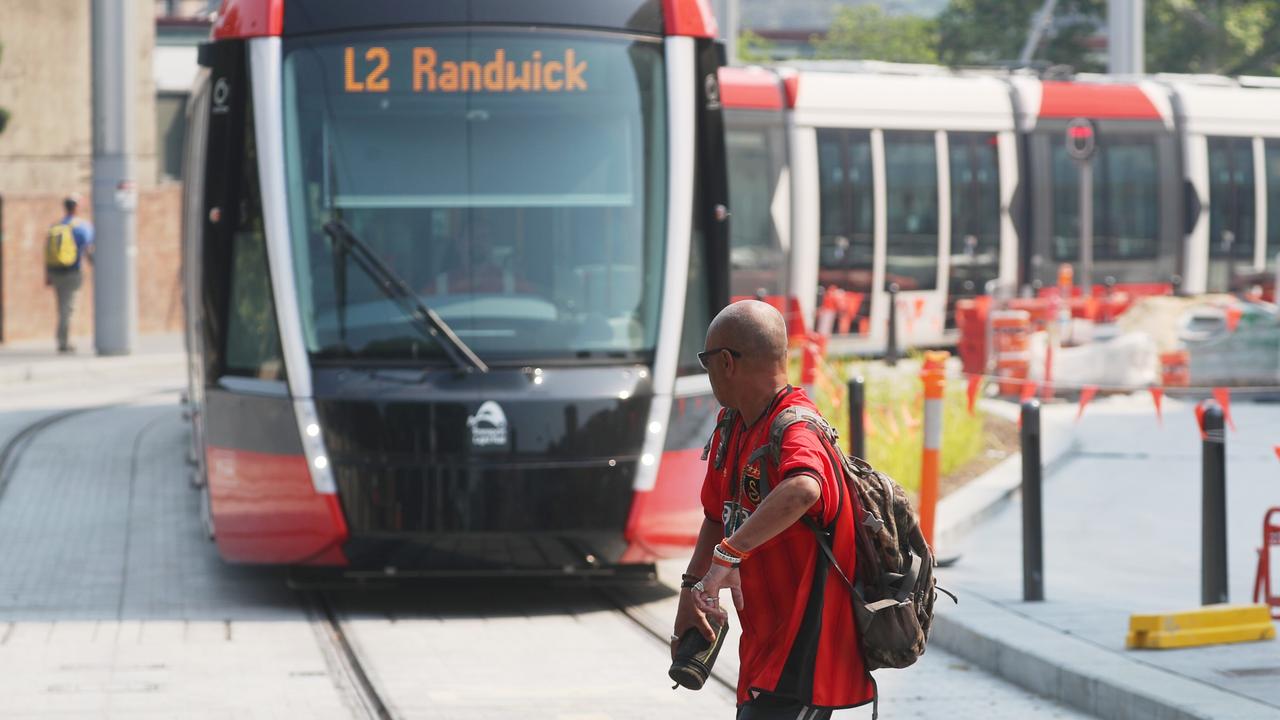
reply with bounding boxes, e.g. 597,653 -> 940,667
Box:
930,592 -> 1280,720
928,397 -> 1280,720
0,352 -> 185,387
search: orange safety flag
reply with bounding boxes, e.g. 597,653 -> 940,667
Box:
1194,401 -> 1208,440
966,374 -> 981,416
1274,446 -> 1280,463
901,402 -> 921,430
1149,386 -> 1164,426
1213,386 -> 1236,431
864,410 -> 877,439
1076,385 -> 1098,422
882,404 -> 901,440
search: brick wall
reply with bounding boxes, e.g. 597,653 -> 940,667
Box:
0,184 -> 182,344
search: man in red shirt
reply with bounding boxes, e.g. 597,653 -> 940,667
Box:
672,300 -> 875,718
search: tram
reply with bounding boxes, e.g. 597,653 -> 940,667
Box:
719,63 -> 1280,353
183,0 -> 730,572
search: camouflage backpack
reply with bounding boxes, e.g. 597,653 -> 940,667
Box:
705,403 -> 954,672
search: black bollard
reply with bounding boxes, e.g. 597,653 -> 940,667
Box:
885,283 -> 900,367
1021,400 -> 1044,602
1201,402 -> 1228,605
848,376 -> 866,460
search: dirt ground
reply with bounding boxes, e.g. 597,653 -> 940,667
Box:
938,414 -> 1019,499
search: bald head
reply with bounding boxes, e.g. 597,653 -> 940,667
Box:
707,300 -> 788,368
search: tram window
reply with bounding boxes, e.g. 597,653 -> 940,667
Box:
281,32 -> 667,363
817,128 -> 874,299
224,116 -> 285,380
948,132 -> 1000,296
884,131 -> 939,291
1267,139 -> 1280,268
1051,136 -> 1159,261
726,126 -> 783,297
1207,136 -> 1256,261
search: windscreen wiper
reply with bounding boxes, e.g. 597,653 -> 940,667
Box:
323,219 -> 489,373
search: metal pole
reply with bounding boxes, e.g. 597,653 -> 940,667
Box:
1108,0 -> 1145,75
848,376 -> 866,460
1021,400 -> 1044,602
1078,159 -> 1094,296
885,283 -> 900,367
92,0 -> 138,356
1019,0 -> 1060,65
1202,402 -> 1228,605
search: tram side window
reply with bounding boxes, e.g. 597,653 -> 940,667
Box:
817,128 -> 874,300
884,131 -> 939,291
1207,136 -> 1256,262
1051,136 -> 1159,261
224,116 -> 285,380
1267,139 -> 1280,268
726,125 -> 783,297
948,132 -> 1001,296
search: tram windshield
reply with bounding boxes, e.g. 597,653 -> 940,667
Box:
282,30 -> 667,364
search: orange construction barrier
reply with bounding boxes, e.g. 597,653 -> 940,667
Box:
991,309 -> 1031,396
1253,508 -> 1280,620
1160,350 -> 1190,387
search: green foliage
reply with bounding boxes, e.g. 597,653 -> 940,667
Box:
812,5 -> 941,64
794,358 -> 987,495
1147,0 -> 1280,75
738,30 -> 777,64
933,0 -> 1280,75
936,0 -> 1105,70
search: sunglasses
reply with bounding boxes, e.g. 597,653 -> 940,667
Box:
697,347 -> 742,370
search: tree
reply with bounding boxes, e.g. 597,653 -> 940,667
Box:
0,42 -> 9,135
738,30 -> 777,64
812,5 -> 941,64
936,0 -> 1106,70
1146,0 -> 1280,75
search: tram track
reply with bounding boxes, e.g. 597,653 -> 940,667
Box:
307,591 -> 397,720
0,408 -> 98,504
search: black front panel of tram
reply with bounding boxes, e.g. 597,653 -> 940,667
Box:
282,0 -> 663,37
313,367 -> 649,546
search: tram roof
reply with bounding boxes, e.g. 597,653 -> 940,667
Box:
212,0 -> 719,40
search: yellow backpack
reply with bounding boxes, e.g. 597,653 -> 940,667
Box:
46,222 -> 78,269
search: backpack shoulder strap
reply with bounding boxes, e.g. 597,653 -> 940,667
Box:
701,408 -> 738,469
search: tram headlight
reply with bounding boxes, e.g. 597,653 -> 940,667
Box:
641,453 -> 656,466
293,399 -> 337,494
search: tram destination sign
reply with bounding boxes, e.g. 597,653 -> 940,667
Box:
1066,117 -> 1097,161
344,46 -> 589,94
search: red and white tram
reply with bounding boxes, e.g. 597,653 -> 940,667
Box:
183,0 -> 731,572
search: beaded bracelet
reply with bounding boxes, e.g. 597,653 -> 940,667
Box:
680,573 -> 700,589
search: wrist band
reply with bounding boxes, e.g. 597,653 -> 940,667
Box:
720,538 -> 749,560
680,573 -> 700,589
712,543 -> 742,568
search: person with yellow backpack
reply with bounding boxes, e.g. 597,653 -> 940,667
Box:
44,195 -> 94,353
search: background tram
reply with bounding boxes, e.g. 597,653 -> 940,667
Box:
720,63 -> 1280,354
183,0 -> 731,572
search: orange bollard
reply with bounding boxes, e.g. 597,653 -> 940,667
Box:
919,350 -> 949,549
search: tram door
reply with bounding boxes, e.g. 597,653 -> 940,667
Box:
946,132 -> 1002,328
1206,136 -> 1256,292
816,128 -> 948,347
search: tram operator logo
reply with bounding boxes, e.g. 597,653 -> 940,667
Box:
468,401 -> 510,449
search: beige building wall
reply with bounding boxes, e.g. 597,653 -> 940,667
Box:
0,0 -> 157,197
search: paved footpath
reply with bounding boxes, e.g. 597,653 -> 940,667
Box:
936,392 -> 1280,720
